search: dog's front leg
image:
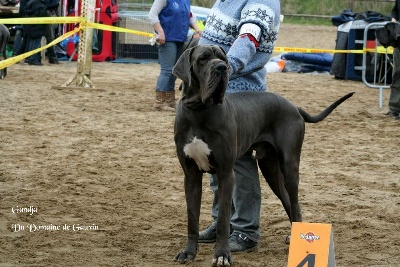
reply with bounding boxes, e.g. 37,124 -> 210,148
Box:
213,170 -> 234,266
175,170 -> 203,264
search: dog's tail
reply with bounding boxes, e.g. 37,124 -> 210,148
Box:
298,92 -> 354,123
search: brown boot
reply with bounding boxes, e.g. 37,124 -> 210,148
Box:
165,91 -> 176,109
153,91 -> 175,111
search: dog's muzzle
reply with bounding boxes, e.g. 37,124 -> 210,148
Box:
201,61 -> 229,105
213,61 -> 228,74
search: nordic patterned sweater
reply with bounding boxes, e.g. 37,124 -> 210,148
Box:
198,0 -> 280,94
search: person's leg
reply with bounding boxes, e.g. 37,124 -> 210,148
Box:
165,42 -> 184,108
27,37 -> 43,65
17,30 -> 28,56
229,150 -> 261,252
388,48 -> 400,116
12,27 -> 23,56
45,24 -> 59,64
26,37 -> 33,63
154,42 -> 178,111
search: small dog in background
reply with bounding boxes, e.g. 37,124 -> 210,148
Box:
0,24 -> 10,79
375,22 -> 400,48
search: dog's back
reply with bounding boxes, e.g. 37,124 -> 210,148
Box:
222,91 -> 304,157
227,90 -> 353,124
226,91 -> 299,119
225,91 -> 303,129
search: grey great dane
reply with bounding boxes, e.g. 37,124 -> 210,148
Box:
172,44 -> 353,266
0,24 -> 10,79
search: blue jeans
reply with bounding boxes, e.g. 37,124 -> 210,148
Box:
13,28 -> 23,55
26,37 -> 42,63
210,151 -> 261,242
156,41 -> 184,92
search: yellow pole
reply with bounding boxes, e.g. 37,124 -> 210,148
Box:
63,0 -> 95,88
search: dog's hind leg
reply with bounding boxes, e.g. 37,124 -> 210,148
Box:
279,158 -> 302,246
257,146 -> 296,245
255,144 -> 292,222
280,160 -> 302,224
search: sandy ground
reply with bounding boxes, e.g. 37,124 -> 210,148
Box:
0,24 -> 399,267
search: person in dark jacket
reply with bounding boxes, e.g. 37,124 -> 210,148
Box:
24,0 -> 47,65
44,0 -> 60,64
388,0 -> 400,120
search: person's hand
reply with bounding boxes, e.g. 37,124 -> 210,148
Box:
194,30 -> 202,38
157,32 -> 166,45
392,18 -> 397,23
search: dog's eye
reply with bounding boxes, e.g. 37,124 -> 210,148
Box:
217,54 -> 226,61
198,52 -> 211,61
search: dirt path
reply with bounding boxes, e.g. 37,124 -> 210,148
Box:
0,23 -> 399,266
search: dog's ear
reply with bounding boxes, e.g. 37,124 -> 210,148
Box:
173,46 -> 196,83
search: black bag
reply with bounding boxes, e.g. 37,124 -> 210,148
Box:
0,0 -> 18,6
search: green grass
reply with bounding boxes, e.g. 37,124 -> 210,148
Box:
122,0 -> 395,26
282,17 -> 333,26
284,0 -> 394,17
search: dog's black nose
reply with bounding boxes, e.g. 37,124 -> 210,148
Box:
215,62 -> 227,73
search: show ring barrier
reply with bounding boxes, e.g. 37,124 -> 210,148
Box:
0,13 -> 395,92
0,0 -> 154,89
360,21 -> 393,108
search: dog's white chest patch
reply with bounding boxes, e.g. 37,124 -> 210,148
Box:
183,137 -> 212,172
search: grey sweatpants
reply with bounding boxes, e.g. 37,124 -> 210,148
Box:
209,151 -> 261,242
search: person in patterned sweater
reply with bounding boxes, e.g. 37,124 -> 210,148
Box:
197,0 -> 281,253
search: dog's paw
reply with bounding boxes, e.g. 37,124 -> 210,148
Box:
212,255 -> 232,266
174,251 -> 196,264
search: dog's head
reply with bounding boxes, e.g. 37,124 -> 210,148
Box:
173,45 -> 229,108
376,22 -> 400,48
